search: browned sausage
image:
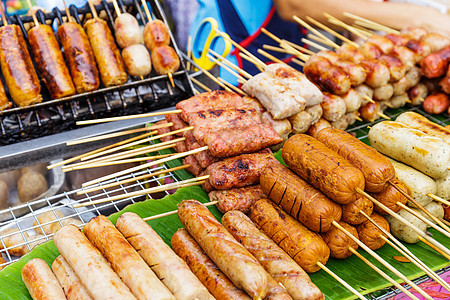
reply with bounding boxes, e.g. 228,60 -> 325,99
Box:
28,24 -> 76,99
342,195 -> 374,225
423,92 -> 450,114
208,185 -> 265,214
306,118 -> 331,138
357,213 -> 389,250
0,79 -> 11,111
178,199 -> 269,299
144,19 -> 170,51
0,25 -> 42,107
223,210 -> 324,300
249,198 -> 330,273
282,134 -> 365,204
359,101 -> 381,123
316,127 -> 395,193
263,276 -> 292,300
152,45 -> 180,75
84,18 -> 127,87
321,221 -> 359,259
57,22 -> 99,94
372,179 -> 409,215
21,258 -> 66,300
171,228 -> 251,300
260,163 -> 342,233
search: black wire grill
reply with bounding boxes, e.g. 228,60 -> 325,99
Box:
0,0 -> 194,145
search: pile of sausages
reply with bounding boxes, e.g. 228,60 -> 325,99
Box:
0,7 -> 180,112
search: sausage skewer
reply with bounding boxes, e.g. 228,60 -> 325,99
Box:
0,11 -> 14,111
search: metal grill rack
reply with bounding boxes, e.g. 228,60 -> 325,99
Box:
0,162 -> 179,268
0,0 -> 194,145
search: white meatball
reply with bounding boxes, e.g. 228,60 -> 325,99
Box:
114,13 -> 141,49
122,44 -> 152,77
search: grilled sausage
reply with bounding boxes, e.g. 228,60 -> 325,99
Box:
51,255 -> 93,300
84,18 -> 127,87
122,44 -> 152,77
114,13 -> 141,48
260,163 -> 342,233
405,39 -> 431,63
331,116 -> 349,131
401,26 -> 428,40
371,179 -> 409,215
22,258 -> 66,300
336,43 -> 365,64
53,225 -> 136,300
420,46 -> 450,78
354,84 -> 374,106
288,110 -> 313,134
84,215 -> 174,300
369,121 -> 450,179
357,213 -> 389,250
57,21 -> 100,93
436,173 -> 449,200
378,55 -> 406,81
386,208 -> 426,243
0,25 -> 42,106
283,134 -> 365,204
178,199 -> 269,299
249,199 -> 330,273
367,35 -> 394,54
264,277 -> 292,300
116,212 -> 213,300
306,118 -> 331,138
421,33 -> 450,53
171,228 -> 251,300
405,66 -> 421,88
320,92 -> 346,122
388,93 -> 409,108
316,127 -> 395,193
151,45 -> 180,75
0,80 -> 11,111
361,59 -> 390,88
360,42 -> 383,59
28,24 -> 76,99
392,77 -> 409,96
407,83 -> 428,106
222,210 -> 324,300
373,83 -> 394,102
321,221 -> 359,259
389,46 -> 415,72
342,195 -> 374,225
144,19 -> 170,51
359,101 -> 381,123
423,93 -> 449,115
209,185 -> 265,214
341,88 -> 363,112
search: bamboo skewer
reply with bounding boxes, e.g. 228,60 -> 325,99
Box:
390,181 -> 450,234
257,49 -> 286,65
262,44 -> 295,55
440,218 -> 450,227
218,77 -> 247,96
352,24 -> 375,37
194,63 -> 233,92
74,176 -> 209,208
377,112 -> 391,120
239,52 -> 266,72
333,221 -> 433,300
206,53 -> 247,83
293,15 -> 340,49
360,211 -> 450,292
25,0 -> 40,27
190,76 -> 212,92
343,12 -> 400,34
316,262 -> 367,300
67,122 -> 172,145
216,31 -> 265,67
111,0 -> 122,16
82,146 -> 208,187
77,164 -> 190,195
142,201 -> 218,221
209,50 -> 252,80
87,0 -> 99,19
301,38 -> 328,51
348,247 -> 419,300
186,36 -> 192,71
306,16 -> 359,47
417,235 -> 450,260
363,95 -> 375,104
307,34 -> 337,49
0,2 -> 8,25
76,110 -> 182,125
324,13 -> 368,40
282,40 -> 315,56
427,193 -> 450,206
61,0 -> 73,23
291,58 -> 305,67
279,42 -> 310,62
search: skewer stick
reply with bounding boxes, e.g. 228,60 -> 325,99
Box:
306,16 -> 359,47
67,122 -> 172,145
206,53 -> 246,82
143,200 -> 218,221
363,95 -> 375,104
192,88 -> 200,95
293,15 -> 340,49
324,13 -> 368,40
427,193 -> 450,206
82,146 -> 208,187
356,188 -> 450,257
440,218 -> 450,227
396,202 -> 450,238
355,116 -> 363,122
140,0 -> 152,23
351,25 -> 374,37
218,77 -> 246,96
301,38 -> 328,51
186,36 -> 192,71
377,112 -> 390,120
333,221 -> 433,300
261,28 -> 282,43
417,235 -> 450,260
353,21 -> 384,33
74,176 -> 208,208
77,164 -> 190,195
0,3 -> 8,25
291,58 -> 305,67
80,127 -> 193,161
209,49 -> 252,80
111,0 -> 122,16
348,247 -> 419,300
25,0 -> 39,27
239,53 -> 265,72
360,210 -> 450,292
343,12 -> 400,34
61,0 -> 72,22
76,110 -> 181,125
216,31 -> 265,67
316,262 -> 367,300
307,34 -> 338,49
390,181 -> 450,233
384,102 -> 394,108
262,44 -> 295,55
282,40 -> 315,56
279,42 -> 310,61
86,0 -> 98,19
194,63 -> 233,92
190,77 -> 212,92
257,49 -> 286,65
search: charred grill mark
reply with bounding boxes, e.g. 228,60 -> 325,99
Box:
268,181 -> 278,203
296,197 -> 303,220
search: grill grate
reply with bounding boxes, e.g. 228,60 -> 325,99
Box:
0,0 -> 194,145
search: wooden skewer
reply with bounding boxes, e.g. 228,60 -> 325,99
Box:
343,12 -> 400,34
316,262 -> 367,300
357,188 -> 450,257
377,112 -> 390,120
67,122 -> 172,146
206,53 -> 247,82
142,200 -> 218,221
427,193 -> 450,206
209,49 -> 252,80
140,0 -> 152,23
61,0 -> 72,23
324,13 -> 368,40
282,40 -> 315,56
279,42 -> 310,62
257,49 -> 286,65
0,2 -> 8,26
417,235 -> 450,260
333,221 -> 433,300
360,210 -> 450,292
291,58 -> 305,67
186,36 -> 192,71
261,28 -> 282,43
390,181 -> 450,233
384,102 -> 394,108
216,31 -> 265,67
218,77 -> 247,96
82,146 -> 208,187
194,63 -> 233,92
363,95 -> 375,104
301,38 -> 328,51
77,164 -> 190,195
348,247 -> 419,300
351,24 -> 374,37
404,98 -> 412,104
440,218 -> 450,227
80,127 -> 192,162
306,16 -> 358,47
192,87 -> 200,95
190,77 -> 212,92
86,0 -> 99,19
355,116 -> 363,122
293,15 -> 340,49
352,20 -> 384,34
262,44 -> 295,55
76,110 -> 181,125
239,52 -> 265,72
397,202 -> 450,238
307,34 -> 338,49
74,176 -> 208,208
25,0 -> 39,27
111,0 -> 122,16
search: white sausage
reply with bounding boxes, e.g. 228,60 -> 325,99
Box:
321,92 -> 346,122
341,88 -> 362,112
421,202 -> 444,226
288,111 -> 313,134
386,208 -> 427,243
22,258 -> 66,300
305,104 -> 323,125
114,13 -> 141,48
52,255 -> 93,300
122,44 -> 152,77
436,172 -> 450,199
396,111 -> 450,144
